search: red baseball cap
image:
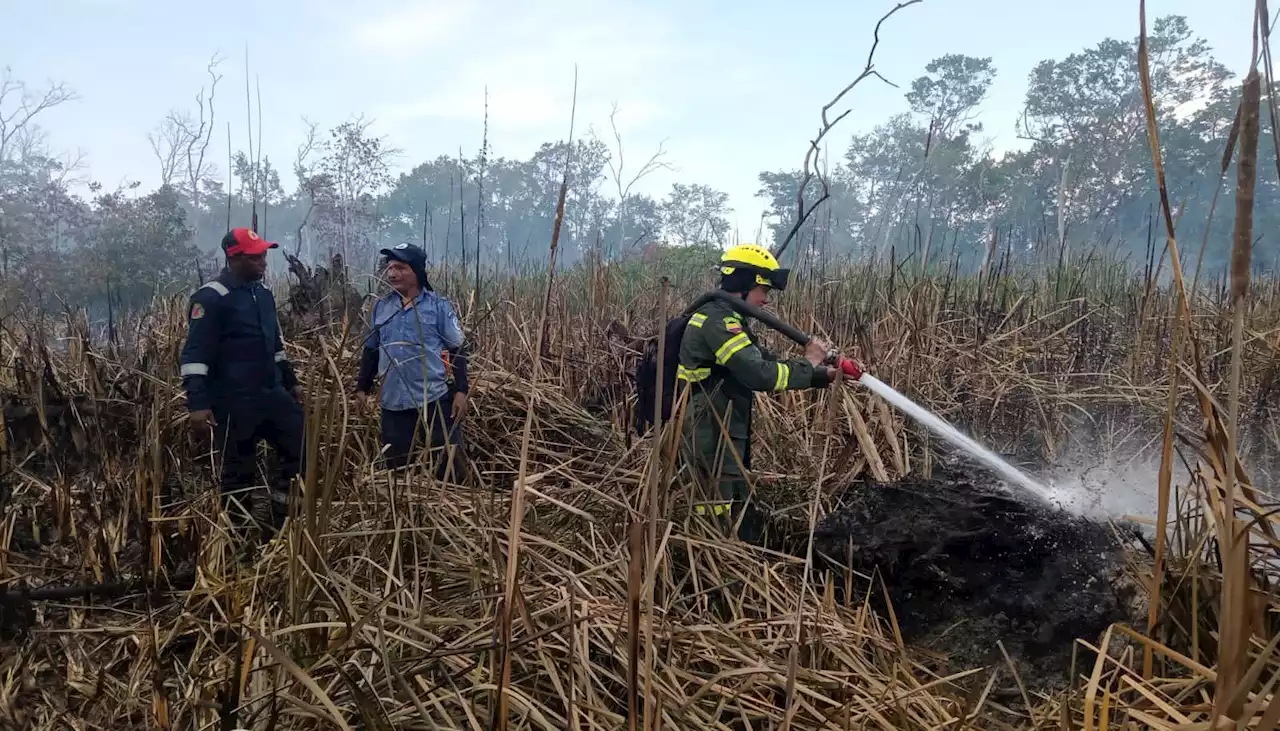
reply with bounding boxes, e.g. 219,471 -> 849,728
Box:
221,227 -> 279,256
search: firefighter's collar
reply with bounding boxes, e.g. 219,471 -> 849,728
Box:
217,268 -> 263,290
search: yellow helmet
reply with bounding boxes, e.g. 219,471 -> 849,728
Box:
720,244 -> 790,291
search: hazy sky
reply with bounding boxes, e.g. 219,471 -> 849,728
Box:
2,0 -> 1257,241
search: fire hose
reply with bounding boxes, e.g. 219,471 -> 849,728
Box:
683,291 -> 1059,506
683,291 -> 866,380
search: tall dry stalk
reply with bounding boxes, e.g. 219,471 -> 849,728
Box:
640,277 -> 670,731
781,366 -> 844,731
7,184 -> 1280,729
1212,61 -> 1261,726
493,68 -> 578,731
1135,0 -> 1198,679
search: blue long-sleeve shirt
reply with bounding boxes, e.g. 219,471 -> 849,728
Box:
356,290 -> 465,411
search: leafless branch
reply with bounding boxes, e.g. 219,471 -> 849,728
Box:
147,114 -> 188,187
772,0 -> 923,258
8,124 -> 48,163
627,227 -> 660,250
1014,106 -> 1052,144
0,68 -> 78,162
145,55 -> 222,199
54,149 -> 89,187
293,119 -> 321,258
603,101 -> 672,199
294,118 -> 320,182
598,101 -> 672,256
181,54 -> 223,202
870,70 -> 900,87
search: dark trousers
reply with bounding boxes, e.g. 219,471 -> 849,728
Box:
380,397 -> 465,481
680,401 -> 763,542
213,388 -> 304,533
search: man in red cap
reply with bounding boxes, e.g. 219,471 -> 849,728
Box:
179,227 -> 304,542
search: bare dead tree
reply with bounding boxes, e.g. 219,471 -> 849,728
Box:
0,68 -> 77,162
7,123 -> 52,165
145,56 -> 221,280
771,0 -> 923,259
292,119 -> 321,259
178,56 -> 224,204
599,101 -> 672,257
189,63 -> 221,285
310,115 -> 398,263
147,117 -> 186,187
0,70 -> 78,309
5,117 -> 87,189
52,149 -> 89,188
282,120 -> 334,320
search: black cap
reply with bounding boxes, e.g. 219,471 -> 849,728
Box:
379,242 -> 432,291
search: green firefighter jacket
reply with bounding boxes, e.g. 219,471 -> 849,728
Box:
676,296 -> 831,485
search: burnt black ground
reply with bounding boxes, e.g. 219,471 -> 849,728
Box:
768,462 -> 1140,691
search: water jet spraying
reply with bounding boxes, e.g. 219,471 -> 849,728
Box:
855,373 -> 1055,506
694,290 -> 1055,507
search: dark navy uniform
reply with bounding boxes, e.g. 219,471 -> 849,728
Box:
179,263 -> 303,533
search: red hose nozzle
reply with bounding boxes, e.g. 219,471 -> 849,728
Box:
839,358 -> 865,380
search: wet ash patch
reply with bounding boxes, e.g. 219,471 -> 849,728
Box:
805,463 -> 1140,690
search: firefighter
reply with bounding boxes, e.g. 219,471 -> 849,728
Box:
179,227 -> 304,540
355,242 -> 469,480
677,244 -> 838,538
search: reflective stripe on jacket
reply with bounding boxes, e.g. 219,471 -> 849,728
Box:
676,296 -> 830,471
179,269 -> 298,412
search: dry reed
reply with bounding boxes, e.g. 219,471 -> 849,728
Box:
0,247 -> 1278,729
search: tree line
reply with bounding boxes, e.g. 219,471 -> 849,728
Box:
0,14 -> 1274,315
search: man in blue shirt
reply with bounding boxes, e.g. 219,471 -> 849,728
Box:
180,227 -> 304,539
355,243 -> 469,480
